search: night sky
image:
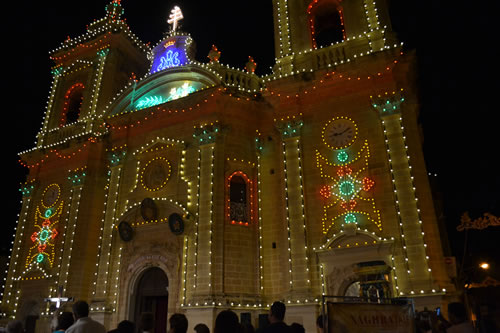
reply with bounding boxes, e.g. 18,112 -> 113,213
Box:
4,1 -> 499,282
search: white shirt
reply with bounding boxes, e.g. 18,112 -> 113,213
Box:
66,317 -> 107,333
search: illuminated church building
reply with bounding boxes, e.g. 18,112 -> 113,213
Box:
3,0 -> 454,331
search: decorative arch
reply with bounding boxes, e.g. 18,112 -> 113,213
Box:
323,227 -> 381,249
114,207 -> 183,330
225,171 -> 254,226
120,255 -> 177,330
307,0 -> 346,49
60,83 -> 85,126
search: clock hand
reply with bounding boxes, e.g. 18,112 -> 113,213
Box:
331,128 -> 349,137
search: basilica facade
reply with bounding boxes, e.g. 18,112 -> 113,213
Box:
2,0 -> 454,332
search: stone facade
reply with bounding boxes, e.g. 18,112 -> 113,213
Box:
2,1 -> 454,332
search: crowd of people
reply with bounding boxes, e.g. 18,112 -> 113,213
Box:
1,300 -> 480,333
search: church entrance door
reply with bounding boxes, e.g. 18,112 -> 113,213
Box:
134,267 -> 169,333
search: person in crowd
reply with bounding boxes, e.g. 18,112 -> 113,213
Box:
241,323 -> 255,333
6,321 -> 24,333
139,312 -> 154,333
214,310 -> 241,333
53,312 -> 74,332
168,313 -> 188,333
263,302 -> 290,333
289,323 -> 305,333
316,314 -> 325,333
443,302 -> 474,333
108,320 -> 135,333
66,300 -> 106,333
194,323 -> 210,333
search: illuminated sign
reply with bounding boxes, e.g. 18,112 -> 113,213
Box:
135,82 -> 196,110
151,42 -> 187,74
169,83 -> 195,100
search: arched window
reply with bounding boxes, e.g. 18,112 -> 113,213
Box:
60,83 -> 85,126
226,171 -> 254,226
308,0 -> 345,49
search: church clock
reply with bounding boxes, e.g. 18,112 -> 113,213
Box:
323,117 -> 358,150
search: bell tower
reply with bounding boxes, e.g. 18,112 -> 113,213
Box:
34,0 -> 149,149
272,0 -> 397,75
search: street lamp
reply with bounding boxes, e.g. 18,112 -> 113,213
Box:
479,262 -> 489,270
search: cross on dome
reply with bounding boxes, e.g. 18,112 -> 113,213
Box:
168,6 -> 184,32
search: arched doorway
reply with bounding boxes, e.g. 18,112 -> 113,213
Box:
134,267 -> 169,333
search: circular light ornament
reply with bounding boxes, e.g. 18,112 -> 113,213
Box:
337,151 -> 349,163
44,208 -> 53,218
39,229 -> 50,242
36,253 -> 45,263
141,157 -> 172,192
339,181 -> 355,196
344,213 -> 357,224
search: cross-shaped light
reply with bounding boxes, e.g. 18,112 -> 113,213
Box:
167,6 -> 183,32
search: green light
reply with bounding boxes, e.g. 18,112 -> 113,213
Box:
339,181 -> 355,196
337,151 -> 348,163
44,209 -> 53,218
36,253 -> 44,263
344,213 -> 357,224
39,229 -> 49,242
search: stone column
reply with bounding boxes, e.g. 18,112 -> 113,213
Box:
372,91 -> 435,295
276,118 -> 311,296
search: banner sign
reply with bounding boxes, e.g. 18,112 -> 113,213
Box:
327,302 -> 414,333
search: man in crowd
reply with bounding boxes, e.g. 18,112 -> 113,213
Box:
66,300 -> 106,333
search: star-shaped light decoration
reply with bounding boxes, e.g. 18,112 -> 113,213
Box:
27,205 -> 62,268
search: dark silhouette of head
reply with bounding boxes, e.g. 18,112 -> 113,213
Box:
169,313 -> 188,333
269,302 -> 286,323
214,310 -> 240,333
290,323 -> 305,333
56,311 -> 75,330
72,300 -> 89,320
316,314 -> 325,332
118,320 -> 136,333
448,302 -> 467,325
241,323 -> 254,333
194,323 -> 210,333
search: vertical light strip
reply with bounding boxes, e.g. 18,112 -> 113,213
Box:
363,0 -> 381,32
320,264 -> 326,296
295,137 -> 311,286
257,155 -> 264,293
37,74 -> 60,147
111,246 -> 123,312
58,187 -> 82,295
182,236 -> 188,305
1,197 -> 32,313
381,118 -> 411,291
94,164 -> 122,297
382,115 -> 431,295
208,145 -> 215,289
397,116 -> 433,291
92,169 -> 112,296
281,141 -> 294,288
88,49 -> 108,120
193,148 -> 201,290
276,0 -> 292,58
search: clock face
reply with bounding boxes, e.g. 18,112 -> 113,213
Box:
42,184 -> 60,208
323,117 -> 358,149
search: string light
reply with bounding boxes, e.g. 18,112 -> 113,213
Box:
373,90 -> 437,296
